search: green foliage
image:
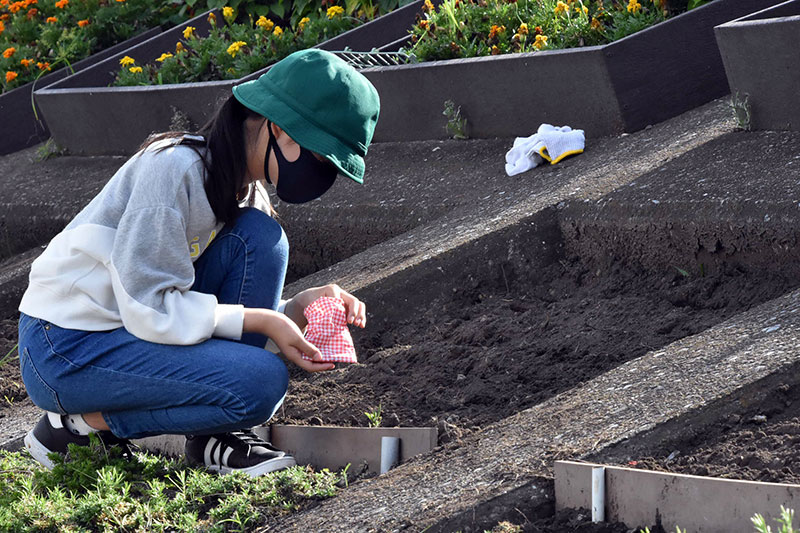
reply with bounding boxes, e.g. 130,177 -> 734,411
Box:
443,99 -> 468,139
364,403 -> 382,427
0,343 -> 17,368
407,0 -> 668,61
753,506 -> 797,533
0,0 -> 185,93
0,436 -> 339,532
113,9 -> 361,86
730,91 -> 751,131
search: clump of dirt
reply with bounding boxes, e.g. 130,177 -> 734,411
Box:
485,509 -> 634,533
624,383 -> 800,485
279,258 -> 799,433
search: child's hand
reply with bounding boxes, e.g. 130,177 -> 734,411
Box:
285,283 -> 366,330
244,309 -> 334,372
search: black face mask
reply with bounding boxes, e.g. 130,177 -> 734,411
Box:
264,121 -> 338,204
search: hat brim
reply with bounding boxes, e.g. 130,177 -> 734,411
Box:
233,82 -> 365,184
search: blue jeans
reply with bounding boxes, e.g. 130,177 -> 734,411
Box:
18,208 -> 290,439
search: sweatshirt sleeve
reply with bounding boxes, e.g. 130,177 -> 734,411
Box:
108,205 -> 244,345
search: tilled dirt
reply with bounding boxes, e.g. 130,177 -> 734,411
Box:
278,257 -> 799,437
624,382 -> 800,485
0,318 -> 22,410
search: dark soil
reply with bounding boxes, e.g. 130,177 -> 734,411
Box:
0,319 -> 22,411
623,382 -> 800,485
485,509 -> 636,533
278,256 -> 800,436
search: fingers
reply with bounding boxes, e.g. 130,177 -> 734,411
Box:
336,287 -> 367,328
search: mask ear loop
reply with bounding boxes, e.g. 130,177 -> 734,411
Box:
264,120 -> 278,186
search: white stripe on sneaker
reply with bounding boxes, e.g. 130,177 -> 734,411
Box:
204,437 -> 218,466
46,411 -> 64,429
221,446 -> 234,467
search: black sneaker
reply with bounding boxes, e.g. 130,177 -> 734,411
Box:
185,430 -> 296,476
24,412 -> 135,469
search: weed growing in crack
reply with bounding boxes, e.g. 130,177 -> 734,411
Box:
730,91 -> 752,131
443,100 -> 469,140
0,437 -> 339,531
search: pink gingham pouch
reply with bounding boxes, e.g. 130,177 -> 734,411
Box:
302,296 -> 358,363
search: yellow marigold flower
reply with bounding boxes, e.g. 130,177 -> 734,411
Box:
590,16 -> 601,29
226,40 -> 246,57
298,16 -> 310,30
582,5 -> 588,13
54,0 -> 68,8
533,33 -> 547,49
129,66 -> 142,73
256,15 -> 273,30
20,58 -> 31,67
222,6 -> 234,18
46,15 -> 57,23
156,52 -> 173,62
77,18 -> 88,26
273,25 -> 282,36
491,45 -> 500,55
554,1 -> 567,14
2,47 -> 15,58
326,5 -> 344,18
207,12 -> 216,26
119,55 -> 135,67
5,71 -> 18,83
627,0 -> 641,12
176,42 -> 185,53
183,26 -> 195,39
423,0 -> 434,11
518,22 -> 528,34
37,61 -> 50,70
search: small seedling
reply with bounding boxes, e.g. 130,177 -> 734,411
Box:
364,404 -> 382,427
443,100 -> 469,140
639,527 -> 685,533
35,139 -> 65,161
730,91 -> 752,131
0,344 -> 18,369
752,506 -> 797,533
674,266 -> 690,278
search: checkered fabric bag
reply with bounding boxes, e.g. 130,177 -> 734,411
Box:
301,296 -> 358,363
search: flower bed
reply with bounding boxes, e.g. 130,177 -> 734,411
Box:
33,0 -> 423,155
714,0 -> 800,131
360,0 -> 782,142
408,0 -> 666,61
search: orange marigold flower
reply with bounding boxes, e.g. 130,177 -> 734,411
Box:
115,0 -> 125,2
491,45 -> 500,55
37,61 -> 51,70
5,71 -> 18,83
207,12 -> 216,24
0,0 -> 8,6
0,21 -> 4,34
534,25 -> 542,34
46,15 -> 57,22
8,1 -> 24,12
77,18 -> 88,26
20,58 -> 31,67
419,19 -> 429,29
0,13 -> 9,20
2,47 -> 15,58
590,16 -> 601,29
55,0 -> 68,8
488,24 -> 505,39
26,7 -> 37,17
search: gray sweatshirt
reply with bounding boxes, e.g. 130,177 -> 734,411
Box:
19,137 -> 264,345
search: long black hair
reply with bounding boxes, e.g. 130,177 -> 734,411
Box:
138,95 -> 273,224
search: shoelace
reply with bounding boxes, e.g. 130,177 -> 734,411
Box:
228,430 -> 280,456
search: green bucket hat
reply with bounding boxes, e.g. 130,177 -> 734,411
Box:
232,49 -> 380,184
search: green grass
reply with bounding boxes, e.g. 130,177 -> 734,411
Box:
0,435 -> 340,532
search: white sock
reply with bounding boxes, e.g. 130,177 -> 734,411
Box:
63,413 -> 98,436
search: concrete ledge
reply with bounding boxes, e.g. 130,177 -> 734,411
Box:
0,27 -> 161,156
715,0 -> 800,131
556,460 -> 800,532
